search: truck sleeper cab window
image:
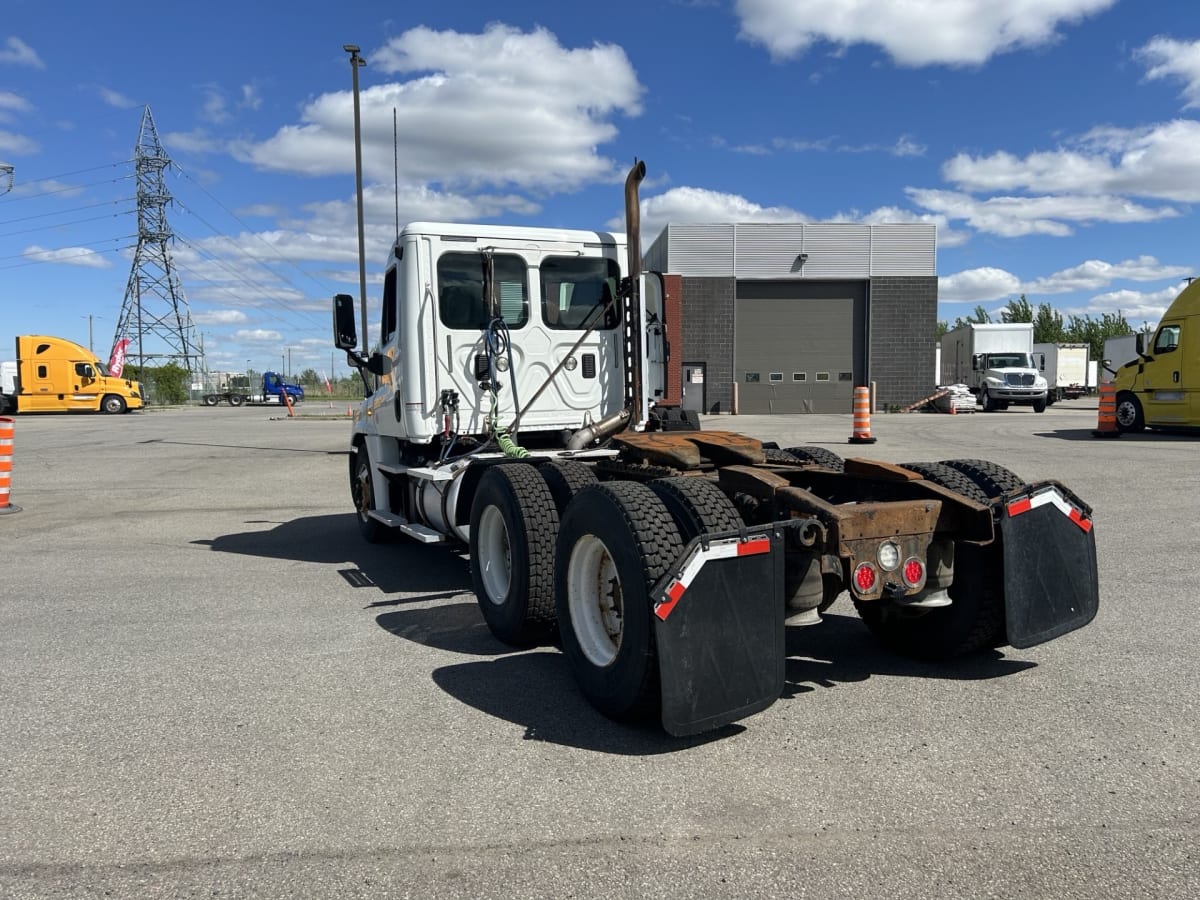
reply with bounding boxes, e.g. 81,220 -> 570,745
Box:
540,256 -> 620,330
437,252 -> 528,330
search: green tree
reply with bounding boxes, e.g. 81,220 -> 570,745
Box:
1000,294 -> 1033,323
949,305 -> 992,330
298,368 -> 320,389
126,362 -> 190,405
1033,303 -> 1067,344
1064,311 -> 1134,363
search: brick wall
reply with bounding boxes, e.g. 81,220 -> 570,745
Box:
680,276 -> 735,413
868,276 -> 939,407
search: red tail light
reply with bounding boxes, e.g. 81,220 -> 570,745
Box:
854,562 -> 877,592
903,557 -> 925,587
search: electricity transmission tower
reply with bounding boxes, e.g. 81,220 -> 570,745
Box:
112,106 -> 198,378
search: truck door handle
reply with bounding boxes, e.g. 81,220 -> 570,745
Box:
1175,371 -> 1180,383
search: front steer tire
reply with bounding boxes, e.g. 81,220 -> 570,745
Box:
350,444 -> 386,544
556,482 -> 684,722
469,465 -> 559,647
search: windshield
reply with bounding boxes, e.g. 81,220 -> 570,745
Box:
987,353 -> 1032,368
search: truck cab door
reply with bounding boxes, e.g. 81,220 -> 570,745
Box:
1141,320 -> 1186,426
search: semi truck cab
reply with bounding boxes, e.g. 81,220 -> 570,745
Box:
1114,279 -> 1200,432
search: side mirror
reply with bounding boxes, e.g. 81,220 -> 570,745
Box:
333,293 -> 358,350
75,363 -> 96,379
971,354 -> 983,371
1135,333 -> 1145,355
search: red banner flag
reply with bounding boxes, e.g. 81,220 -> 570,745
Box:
109,339 -> 130,378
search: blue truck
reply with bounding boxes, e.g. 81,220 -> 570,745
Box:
202,371 -> 304,407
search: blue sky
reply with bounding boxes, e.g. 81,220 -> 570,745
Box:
2,0 -> 1197,376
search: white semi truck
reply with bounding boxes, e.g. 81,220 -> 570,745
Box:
332,161 -> 1099,735
941,323 -> 1048,412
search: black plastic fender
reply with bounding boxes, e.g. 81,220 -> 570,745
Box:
999,482 -> 1099,648
650,525 -> 785,736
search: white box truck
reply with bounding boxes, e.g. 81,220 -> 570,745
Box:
1033,342 -> 1090,403
940,323 -> 1048,412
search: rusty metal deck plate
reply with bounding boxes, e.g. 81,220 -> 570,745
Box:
612,431 -> 764,470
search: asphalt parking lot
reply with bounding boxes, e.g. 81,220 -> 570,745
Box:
2,400 -> 1198,898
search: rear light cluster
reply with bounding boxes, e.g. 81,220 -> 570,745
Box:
852,546 -> 928,596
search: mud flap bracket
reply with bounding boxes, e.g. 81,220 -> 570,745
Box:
1000,482 -> 1099,648
651,525 -> 785,736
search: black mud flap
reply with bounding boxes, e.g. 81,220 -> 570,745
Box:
1000,482 -> 1099,648
651,527 -> 785,736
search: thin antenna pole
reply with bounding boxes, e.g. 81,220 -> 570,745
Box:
393,108 -> 399,243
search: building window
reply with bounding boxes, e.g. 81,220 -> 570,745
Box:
815,372 -> 830,382
745,372 -> 760,383
793,373 -> 806,382
839,372 -> 853,382
769,372 -> 783,382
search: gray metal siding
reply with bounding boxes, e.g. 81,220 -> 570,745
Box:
650,222 -> 935,278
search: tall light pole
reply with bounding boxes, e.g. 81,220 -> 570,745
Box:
81,315 -> 103,354
344,44 -> 369,356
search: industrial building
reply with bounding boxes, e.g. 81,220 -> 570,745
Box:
644,223 -> 938,414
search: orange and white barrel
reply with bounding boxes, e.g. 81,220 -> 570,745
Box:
1092,382 -> 1121,439
0,416 -> 20,514
848,386 -> 877,444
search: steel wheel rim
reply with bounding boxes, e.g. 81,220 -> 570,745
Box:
355,460 -> 373,522
477,505 -> 512,605
567,534 -> 623,667
1116,400 -> 1137,427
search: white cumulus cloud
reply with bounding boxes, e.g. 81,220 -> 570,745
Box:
939,267 -> 1022,302
734,0 -> 1116,66
22,245 -> 112,268
1137,36 -> 1200,109
238,25 -> 643,193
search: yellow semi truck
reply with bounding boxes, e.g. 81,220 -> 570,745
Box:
6,335 -> 144,414
1114,280 -> 1199,432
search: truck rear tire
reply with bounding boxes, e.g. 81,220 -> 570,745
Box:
350,445 -> 386,544
940,459 -> 1024,499
854,462 -> 1005,658
229,394 -> 246,407
556,482 -> 683,721
783,446 -> 845,471
649,476 -> 741,541
1115,391 -> 1145,433
202,394 -> 218,406
536,461 -> 597,516
100,394 -> 126,414
469,465 -> 559,646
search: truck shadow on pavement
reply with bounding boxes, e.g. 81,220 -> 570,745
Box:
201,515 -> 1035,753
783,608 -> 1035,698
198,512 -> 473,597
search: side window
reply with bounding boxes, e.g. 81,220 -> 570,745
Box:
540,256 -> 620,330
437,252 -> 528,330
1154,324 -> 1180,354
380,267 -> 398,344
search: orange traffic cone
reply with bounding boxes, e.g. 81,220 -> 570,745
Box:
0,416 -> 21,514
1092,382 -> 1121,438
848,386 -> 877,444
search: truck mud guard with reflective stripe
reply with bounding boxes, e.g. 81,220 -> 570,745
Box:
650,525 -> 788,737
1000,482 -> 1099,648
